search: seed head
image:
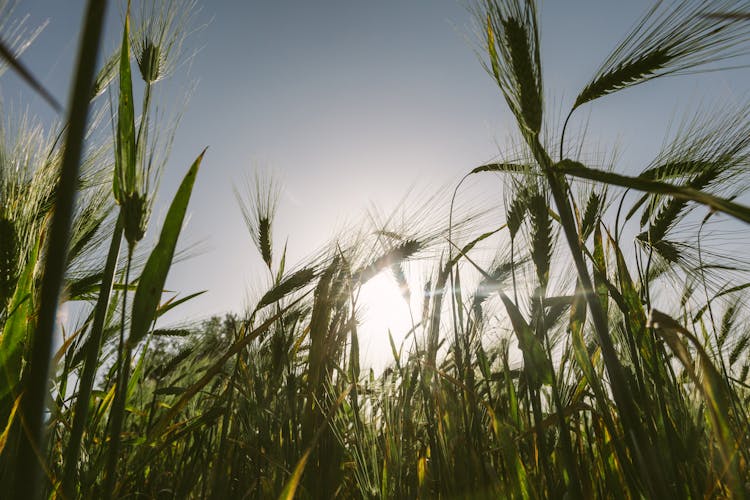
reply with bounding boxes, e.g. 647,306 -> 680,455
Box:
132,0 -> 198,85
137,39 -> 161,84
122,191 -> 150,246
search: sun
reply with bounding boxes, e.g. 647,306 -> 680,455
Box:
356,272 -> 414,371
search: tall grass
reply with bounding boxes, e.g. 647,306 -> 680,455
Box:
1,0 -> 750,498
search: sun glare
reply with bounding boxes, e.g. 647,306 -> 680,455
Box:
356,272 -> 414,372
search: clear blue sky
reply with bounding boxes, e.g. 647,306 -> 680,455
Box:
4,1 -> 750,333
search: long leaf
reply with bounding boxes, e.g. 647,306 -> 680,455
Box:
13,2 -> 107,496
128,149 -> 206,347
114,12 -> 136,203
0,38 -> 61,112
0,237 -> 38,401
499,294 -> 551,388
555,159 -> 750,224
155,290 -> 207,318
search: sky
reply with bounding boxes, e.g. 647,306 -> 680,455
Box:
4,1 -> 750,368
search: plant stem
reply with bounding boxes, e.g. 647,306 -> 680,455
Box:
12,2 -> 107,498
103,244 -> 133,500
534,137 -> 667,496
61,214 -> 123,499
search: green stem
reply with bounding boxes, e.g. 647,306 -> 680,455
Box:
532,136 -> 666,497
559,108 -> 575,162
61,214 -> 123,499
103,245 -> 133,499
557,160 -> 750,225
559,190 -> 662,495
12,2 -> 107,498
210,375 -> 236,500
135,81 -> 152,180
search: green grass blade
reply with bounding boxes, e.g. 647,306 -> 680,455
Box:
0,237 -> 39,401
648,309 -> 743,490
11,2 -> 107,497
499,293 -> 551,388
278,448 -> 312,500
61,216 -> 123,499
154,290 -> 207,317
278,385 -> 353,500
114,10 -> 136,203
128,148 -> 206,347
0,38 -> 61,112
592,224 -> 608,320
556,159 -> 750,224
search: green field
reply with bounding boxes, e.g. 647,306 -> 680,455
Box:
1,1 -> 750,498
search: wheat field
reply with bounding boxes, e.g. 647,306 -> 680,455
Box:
1,0 -> 750,498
